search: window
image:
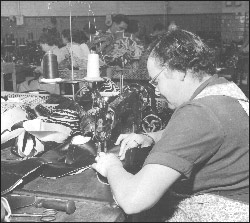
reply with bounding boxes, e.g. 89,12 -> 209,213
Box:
225,1 -> 232,6
225,1 -> 242,6
234,1 -> 242,6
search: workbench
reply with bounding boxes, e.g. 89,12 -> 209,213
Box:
1,149 -> 126,222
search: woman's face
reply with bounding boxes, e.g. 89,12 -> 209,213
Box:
147,57 -> 183,109
111,21 -> 128,34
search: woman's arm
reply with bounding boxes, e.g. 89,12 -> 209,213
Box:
116,130 -> 165,160
92,154 -> 181,214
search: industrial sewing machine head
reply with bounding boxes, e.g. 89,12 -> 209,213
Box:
79,84 -> 145,153
92,90 -> 114,153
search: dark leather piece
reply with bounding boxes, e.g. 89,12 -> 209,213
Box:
40,155 -> 95,179
96,145 -> 152,184
65,141 -> 97,164
40,140 -> 97,179
41,136 -> 82,162
1,140 -> 97,195
1,141 -> 151,195
1,158 -> 49,195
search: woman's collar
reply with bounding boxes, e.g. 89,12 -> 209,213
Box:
190,74 -> 219,101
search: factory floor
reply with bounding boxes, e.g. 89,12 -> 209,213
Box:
3,73 -> 249,99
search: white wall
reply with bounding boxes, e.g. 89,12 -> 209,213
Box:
222,1 -> 249,14
168,1 -> 222,14
118,1 -> 166,15
1,1 -> 225,17
1,1 -> 166,17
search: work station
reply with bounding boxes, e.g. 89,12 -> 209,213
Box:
1,1 -> 249,222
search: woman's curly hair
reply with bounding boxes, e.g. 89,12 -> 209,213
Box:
39,32 -> 59,46
147,29 -> 216,81
62,29 -> 88,44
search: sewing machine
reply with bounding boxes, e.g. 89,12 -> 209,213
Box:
79,84 -> 145,153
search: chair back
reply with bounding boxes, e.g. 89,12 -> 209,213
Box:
1,62 -> 17,92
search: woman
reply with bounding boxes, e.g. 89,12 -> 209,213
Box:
92,29 -> 249,221
18,32 -> 67,94
60,29 -> 90,70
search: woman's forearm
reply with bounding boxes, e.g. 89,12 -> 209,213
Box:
106,160 -> 180,215
106,165 -> 136,213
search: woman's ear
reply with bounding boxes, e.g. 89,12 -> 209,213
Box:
168,69 -> 186,81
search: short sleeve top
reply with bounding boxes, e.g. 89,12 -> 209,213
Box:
143,75 -> 249,203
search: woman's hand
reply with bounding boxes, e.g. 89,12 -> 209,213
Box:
115,133 -> 154,160
92,152 -> 123,177
33,67 -> 42,79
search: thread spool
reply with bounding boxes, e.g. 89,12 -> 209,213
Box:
43,51 -> 59,79
84,53 -> 103,81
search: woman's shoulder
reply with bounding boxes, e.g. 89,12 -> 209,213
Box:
52,47 -> 68,62
79,43 -> 88,48
80,43 -> 90,52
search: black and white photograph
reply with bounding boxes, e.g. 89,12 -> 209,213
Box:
1,1 -> 249,222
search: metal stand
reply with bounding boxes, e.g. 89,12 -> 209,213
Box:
119,71 -> 124,94
57,80 -> 86,100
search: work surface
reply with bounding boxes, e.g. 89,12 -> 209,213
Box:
1,149 -> 126,222
15,169 -> 114,203
9,196 -> 125,222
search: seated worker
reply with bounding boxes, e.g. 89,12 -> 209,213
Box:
106,14 -> 137,47
90,14 -> 130,52
18,33 -> 67,94
92,29 -> 249,221
152,23 -> 165,36
60,29 -> 90,70
126,20 -> 150,45
149,23 -> 165,43
107,14 -> 129,35
86,14 -> 131,75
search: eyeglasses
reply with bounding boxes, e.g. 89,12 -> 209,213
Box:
149,68 -> 166,87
